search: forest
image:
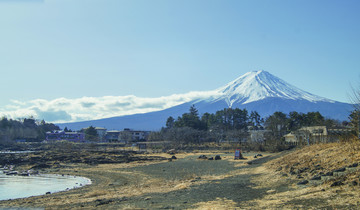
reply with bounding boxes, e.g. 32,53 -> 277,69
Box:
0,117 -> 59,143
148,105 -> 358,150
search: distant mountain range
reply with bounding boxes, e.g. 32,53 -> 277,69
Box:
59,71 -> 353,131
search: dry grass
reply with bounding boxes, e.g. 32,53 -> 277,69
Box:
239,139 -> 360,209
267,139 -> 360,181
2,144 -> 360,209
191,197 -> 238,210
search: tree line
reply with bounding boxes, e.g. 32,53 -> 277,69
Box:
149,105 -> 351,147
0,117 -> 59,142
166,105 -> 263,131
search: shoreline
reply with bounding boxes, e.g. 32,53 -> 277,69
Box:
0,171 -> 92,201
0,143 -> 359,209
0,151 -> 282,209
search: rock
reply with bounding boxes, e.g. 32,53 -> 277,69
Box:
297,180 -> 309,185
191,177 -> 201,182
95,199 -> 114,206
198,155 -> 208,159
18,172 -> 30,176
348,163 -> 358,168
297,167 -> 309,174
324,171 -> 333,176
333,167 -> 346,172
208,157 -> 214,160
46,192 -> 51,195
253,155 -> 258,158
214,155 -> 221,160
171,156 -> 177,159
5,171 -> 18,175
330,181 -> 344,187
310,175 -> 322,180
257,154 -> 263,157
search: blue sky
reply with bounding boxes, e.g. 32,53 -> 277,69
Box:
0,0 -> 359,122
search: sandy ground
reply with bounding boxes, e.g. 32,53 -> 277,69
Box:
0,146 -> 359,209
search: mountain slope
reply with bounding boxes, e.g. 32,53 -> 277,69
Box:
59,71 -> 353,130
204,70 -> 333,105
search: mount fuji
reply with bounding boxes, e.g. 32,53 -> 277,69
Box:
59,71 -> 353,130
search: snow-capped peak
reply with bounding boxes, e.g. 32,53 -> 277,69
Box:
212,70 -> 333,107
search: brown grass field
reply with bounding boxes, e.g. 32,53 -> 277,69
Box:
0,140 -> 359,209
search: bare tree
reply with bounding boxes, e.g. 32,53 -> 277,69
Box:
349,78 -> 360,138
350,78 -> 360,111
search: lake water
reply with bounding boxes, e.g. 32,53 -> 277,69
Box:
0,171 -> 91,201
0,151 -> 34,154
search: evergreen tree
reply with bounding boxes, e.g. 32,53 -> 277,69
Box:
249,111 -> 263,128
166,116 -> 175,129
84,126 -> 98,141
173,105 -> 206,130
265,112 -> 288,138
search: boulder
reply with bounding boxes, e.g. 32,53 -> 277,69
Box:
333,167 -> 346,172
5,171 -> 18,175
348,163 -> 359,168
18,172 -> 30,176
198,155 -> 208,159
330,181 -> 344,187
310,175 -> 322,180
297,180 -> 309,185
214,155 -> 221,160
324,171 -> 334,176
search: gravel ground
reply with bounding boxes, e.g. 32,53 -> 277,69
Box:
114,153 -> 285,209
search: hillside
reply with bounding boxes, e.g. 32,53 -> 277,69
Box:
248,139 -> 360,208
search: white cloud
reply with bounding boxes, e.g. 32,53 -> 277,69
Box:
0,90 -> 220,123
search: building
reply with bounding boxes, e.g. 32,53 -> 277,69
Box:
105,130 -> 121,142
284,126 -> 332,145
94,127 -> 107,139
119,128 -> 150,142
46,131 -> 85,142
